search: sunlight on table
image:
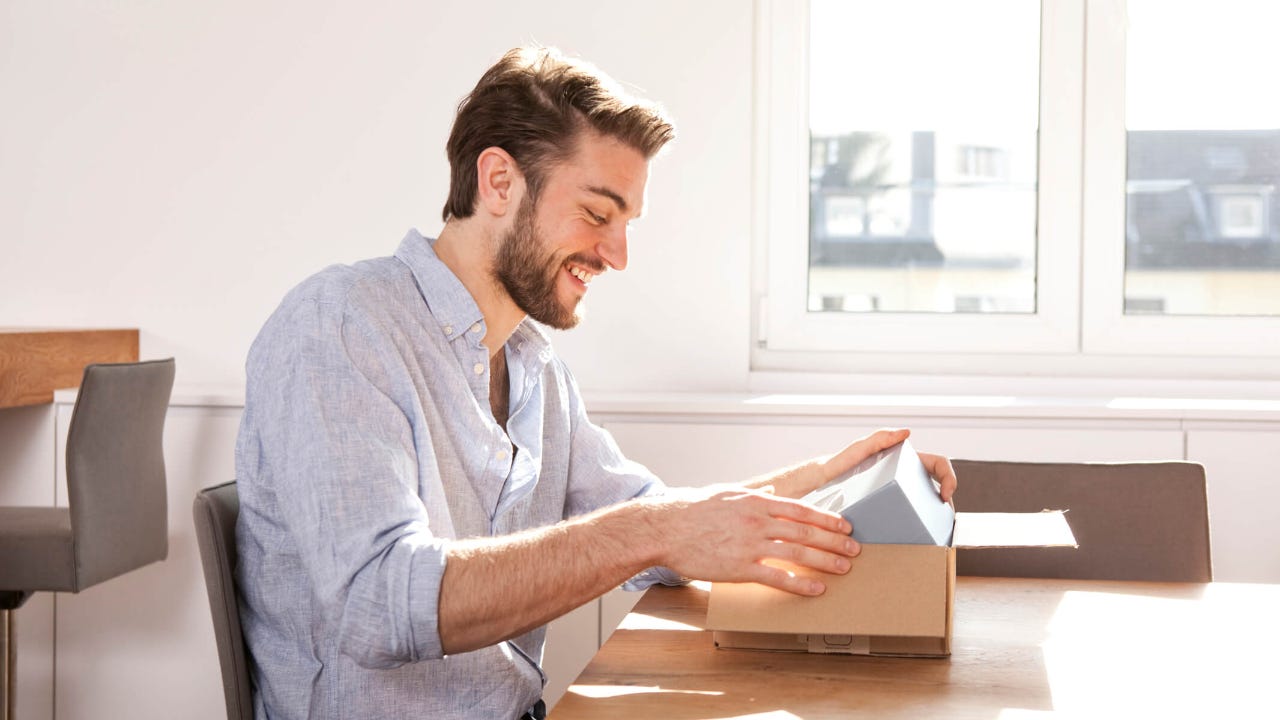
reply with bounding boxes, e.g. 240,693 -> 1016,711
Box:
567,685 -> 724,700
616,613 -> 703,632
1042,585 -> 1276,714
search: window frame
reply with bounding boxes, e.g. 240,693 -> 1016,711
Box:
752,0 -> 1280,380
1080,0 -> 1280,356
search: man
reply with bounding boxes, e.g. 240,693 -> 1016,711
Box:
235,46 -> 956,720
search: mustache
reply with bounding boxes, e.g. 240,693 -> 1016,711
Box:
563,253 -> 606,275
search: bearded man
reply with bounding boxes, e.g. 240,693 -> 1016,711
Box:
234,46 -> 956,720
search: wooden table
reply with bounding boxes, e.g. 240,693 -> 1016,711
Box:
0,328 -> 138,408
551,578 -> 1280,718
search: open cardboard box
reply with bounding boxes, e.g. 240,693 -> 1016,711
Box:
706,441 -> 1077,657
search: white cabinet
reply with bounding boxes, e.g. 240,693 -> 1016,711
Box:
602,419 -> 1187,488
1187,427 -> 1280,583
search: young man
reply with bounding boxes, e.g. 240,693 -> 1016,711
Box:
235,46 -> 956,720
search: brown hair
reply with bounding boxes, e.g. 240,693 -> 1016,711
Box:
442,46 -> 675,222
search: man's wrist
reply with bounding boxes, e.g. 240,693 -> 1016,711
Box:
617,495 -> 672,572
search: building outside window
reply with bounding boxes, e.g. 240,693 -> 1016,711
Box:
755,0 -> 1280,370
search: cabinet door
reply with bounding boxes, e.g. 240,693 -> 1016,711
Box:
542,600 -> 599,710
602,420 -> 1186,488
1187,428 -> 1280,583
601,421 -> 882,487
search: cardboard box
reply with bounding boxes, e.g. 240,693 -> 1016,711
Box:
706,443 -> 1077,657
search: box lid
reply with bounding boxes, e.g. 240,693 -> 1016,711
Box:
953,510 -> 1078,548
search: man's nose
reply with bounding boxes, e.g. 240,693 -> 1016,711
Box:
597,225 -> 628,271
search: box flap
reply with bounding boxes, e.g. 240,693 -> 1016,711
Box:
706,544 -> 950,637
952,511 -> 1077,549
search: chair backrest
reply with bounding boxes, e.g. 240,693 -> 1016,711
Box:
65,358 -> 175,590
952,459 -> 1212,582
193,482 -> 254,720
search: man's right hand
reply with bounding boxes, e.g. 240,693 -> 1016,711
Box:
634,486 -> 860,596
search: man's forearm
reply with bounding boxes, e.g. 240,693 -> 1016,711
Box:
437,499 -> 662,655
742,458 -> 828,499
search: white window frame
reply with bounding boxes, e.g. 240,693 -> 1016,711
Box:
1080,0 -> 1280,356
752,0 -> 1280,380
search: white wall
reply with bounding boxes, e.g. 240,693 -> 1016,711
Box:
0,0 -> 754,393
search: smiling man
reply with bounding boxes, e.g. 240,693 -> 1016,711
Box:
234,46 -> 956,720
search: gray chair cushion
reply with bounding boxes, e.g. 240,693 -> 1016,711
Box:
0,507 -> 74,591
953,459 -> 1212,582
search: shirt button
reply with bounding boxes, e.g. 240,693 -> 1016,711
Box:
443,325 -> 453,335
471,323 -> 482,333
473,362 -> 485,375
497,449 -> 508,461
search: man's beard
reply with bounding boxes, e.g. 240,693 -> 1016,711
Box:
493,196 -> 602,330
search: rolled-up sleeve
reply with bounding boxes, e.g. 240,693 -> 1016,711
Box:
248,293 -> 449,666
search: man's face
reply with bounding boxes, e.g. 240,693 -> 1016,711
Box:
493,131 -> 649,330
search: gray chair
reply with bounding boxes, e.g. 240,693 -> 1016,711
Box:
193,481 -> 253,720
952,459 -> 1213,582
0,358 -> 175,716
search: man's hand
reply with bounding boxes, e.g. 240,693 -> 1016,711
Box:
636,486 -> 861,596
747,428 -> 957,503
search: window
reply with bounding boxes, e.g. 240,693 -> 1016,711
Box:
755,0 -> 1280,374
806,0 -> 1039,316
1121,0 -> 1280,318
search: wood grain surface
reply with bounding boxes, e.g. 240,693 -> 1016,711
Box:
0,329 -> 139,408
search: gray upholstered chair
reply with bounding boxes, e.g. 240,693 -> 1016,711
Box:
0,358 -> 175,714
193,481 -> 253,720
952,459 -> 1212,582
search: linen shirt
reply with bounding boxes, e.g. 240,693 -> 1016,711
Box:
234,229 -> 677,720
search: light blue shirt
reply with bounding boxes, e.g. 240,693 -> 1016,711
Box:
234,229 -> 678,720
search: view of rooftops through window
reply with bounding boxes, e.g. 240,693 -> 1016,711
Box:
807,0 -> 1280,317
1122,0 -> 1280,316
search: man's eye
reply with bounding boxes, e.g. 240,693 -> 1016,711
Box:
589,212 -> 607,225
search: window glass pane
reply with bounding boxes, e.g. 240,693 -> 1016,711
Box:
807,0 -> 1040,314
1125,0 -> 1280,316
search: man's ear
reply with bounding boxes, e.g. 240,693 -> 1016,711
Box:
475,146 -> 523,217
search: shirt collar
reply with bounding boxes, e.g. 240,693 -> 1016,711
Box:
394,228 -> 553,363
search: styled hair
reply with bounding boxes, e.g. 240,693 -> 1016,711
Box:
442,46 -> 675,222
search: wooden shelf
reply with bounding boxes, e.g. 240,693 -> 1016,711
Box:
0,328 -> 139,408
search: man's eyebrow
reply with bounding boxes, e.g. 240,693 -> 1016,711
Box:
582,185 -> 628,213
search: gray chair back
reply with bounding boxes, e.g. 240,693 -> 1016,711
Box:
193,482 -> 253,720
66,358 -> 175,590
952,459 -> 1212,582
